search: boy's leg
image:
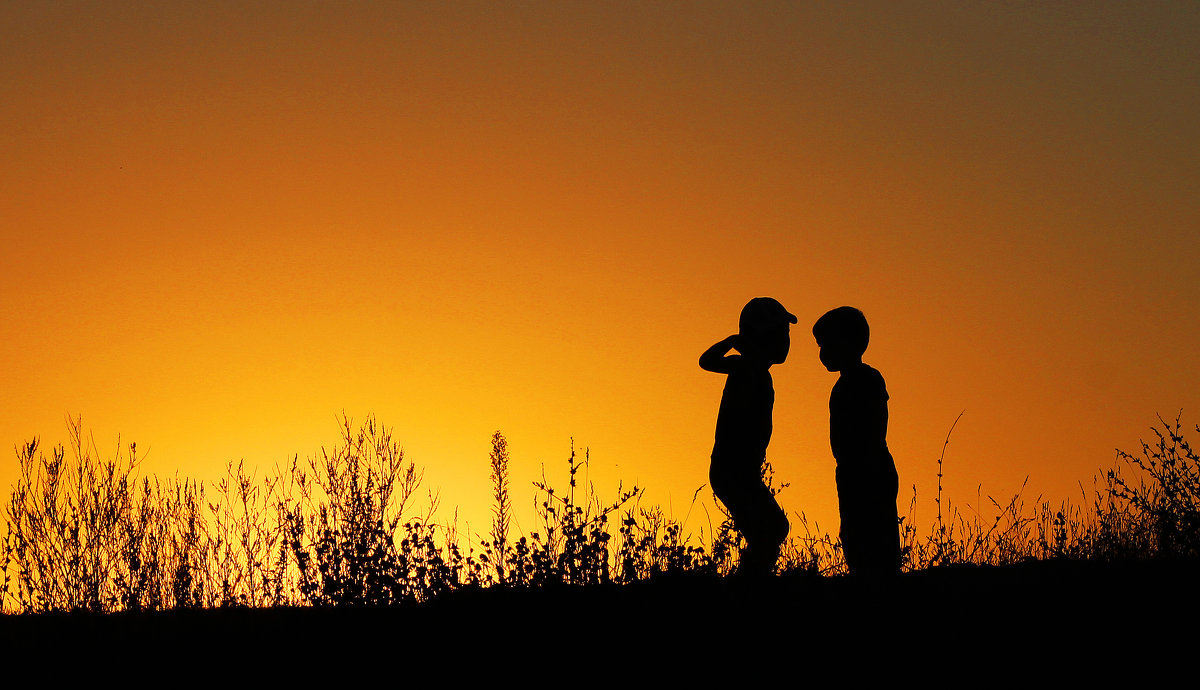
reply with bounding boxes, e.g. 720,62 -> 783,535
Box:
712,464 -> 789,576
836,466 -> 862,573
837,467 -> 900,575
737,490 -> 789,576
873,463 -> 901,573
841,517 -> 897,575
860,503 -> 901,574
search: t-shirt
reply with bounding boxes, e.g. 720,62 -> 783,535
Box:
829,363 -> 890,467
711,360 -> 774,464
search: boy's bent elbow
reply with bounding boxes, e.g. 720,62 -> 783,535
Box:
700,353 -> 737,374
700,335 -> 739,373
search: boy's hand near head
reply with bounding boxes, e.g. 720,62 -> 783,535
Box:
699,334 -> 743,374
700,298 -> 797,374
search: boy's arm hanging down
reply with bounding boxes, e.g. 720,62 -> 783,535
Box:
699,335 -> 743,374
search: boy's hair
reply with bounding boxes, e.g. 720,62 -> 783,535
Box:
812,306 -> 870,356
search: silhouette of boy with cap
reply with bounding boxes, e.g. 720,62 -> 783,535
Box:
812,306 -> 900,576
700,297 -> 795,577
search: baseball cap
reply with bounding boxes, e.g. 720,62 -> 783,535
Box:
739,297 -> 798,332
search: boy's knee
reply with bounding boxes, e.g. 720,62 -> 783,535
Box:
769,506 -> 789,545
741,504 -> 788,548
751,505 -> 789,549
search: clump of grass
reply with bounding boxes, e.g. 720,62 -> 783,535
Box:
894,412 -> 1200,570
1107,413 -> 1200,559
1,418 -> 226,612
282,415 -> 450,606
512,442 -> 641,587
4,418 -> 142,612
207,460 -> 290,607
616,499 -> 722,581
778,511 -> 840,575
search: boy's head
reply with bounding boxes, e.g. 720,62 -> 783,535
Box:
739,297 -> 796,365
812,306 -> 869,372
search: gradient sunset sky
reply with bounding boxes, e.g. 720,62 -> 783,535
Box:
3,2 -> 1197,540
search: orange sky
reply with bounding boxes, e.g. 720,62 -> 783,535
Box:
2,2 -> 1198,543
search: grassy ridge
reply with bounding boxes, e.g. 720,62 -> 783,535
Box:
3,413 -> 1198,616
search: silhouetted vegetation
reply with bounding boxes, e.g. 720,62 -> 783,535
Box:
3,413 -> 1197,614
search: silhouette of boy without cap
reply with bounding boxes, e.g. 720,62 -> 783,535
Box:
812,306 -> 901,576
700,297 -> 796,577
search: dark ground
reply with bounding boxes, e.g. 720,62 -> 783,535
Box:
3,560 -> 1195,680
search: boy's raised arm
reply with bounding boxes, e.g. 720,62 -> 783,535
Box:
699,335 -> 742,374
